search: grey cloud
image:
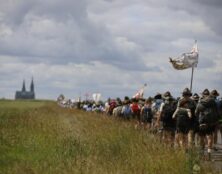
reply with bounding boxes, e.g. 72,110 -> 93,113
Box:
0,0 -> 151,71
163,0 -> 222,36
0,0 -> 88,26
0,0 -> 222,99
0,0 -> 35,26
198,57 -> 215,69
195,0 -> 222,7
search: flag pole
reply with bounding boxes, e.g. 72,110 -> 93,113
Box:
190,66 -> 194,92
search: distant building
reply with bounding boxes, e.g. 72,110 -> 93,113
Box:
15,78 -> 35,100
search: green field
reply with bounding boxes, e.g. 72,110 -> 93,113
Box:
0,100 -> 216,174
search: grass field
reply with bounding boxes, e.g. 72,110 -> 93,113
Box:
0,100 -> 217,174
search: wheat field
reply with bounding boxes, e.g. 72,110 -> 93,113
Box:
0,100 -> 217,174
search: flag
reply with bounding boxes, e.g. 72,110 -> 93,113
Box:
169,41 -> 199,70
92,93 -> 101,102
132,84 -> 147,99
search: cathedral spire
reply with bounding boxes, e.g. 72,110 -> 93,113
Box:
22,80 -> 26,92
30,77 -> 34,92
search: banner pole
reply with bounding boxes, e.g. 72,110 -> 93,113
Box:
190,67 -> 194,92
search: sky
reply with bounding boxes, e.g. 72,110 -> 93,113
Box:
0,0 -> 222,100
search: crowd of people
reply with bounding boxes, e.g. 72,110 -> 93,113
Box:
57,88 -> 222,161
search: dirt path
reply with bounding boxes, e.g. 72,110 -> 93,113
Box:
203,131 -> 222,172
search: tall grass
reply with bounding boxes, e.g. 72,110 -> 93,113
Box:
0,100 -> 216,174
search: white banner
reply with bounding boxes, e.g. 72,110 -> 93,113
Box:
170,41 -> 198,70
92,93 -> 101,102
132,84 -> 147,99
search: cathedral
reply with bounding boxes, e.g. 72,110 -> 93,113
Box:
15,78 -> 35,100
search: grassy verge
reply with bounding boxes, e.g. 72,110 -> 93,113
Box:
0,100 -> 216,174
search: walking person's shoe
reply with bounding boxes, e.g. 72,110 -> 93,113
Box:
206,149 -> 212,161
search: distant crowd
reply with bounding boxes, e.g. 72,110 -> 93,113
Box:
57,88 -> 222,161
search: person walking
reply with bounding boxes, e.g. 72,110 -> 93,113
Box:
131,98 -> 141,129
141,97 -> 153,130
210,89 -> 221,151
195,89 -> 219,160
160,91 -> 177,146
173,88 -> 195,149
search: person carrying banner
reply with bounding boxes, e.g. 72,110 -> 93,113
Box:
191,93 -> 200,146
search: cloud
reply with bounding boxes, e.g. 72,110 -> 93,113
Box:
0,0 -> 222,99
0,0 -> 152,71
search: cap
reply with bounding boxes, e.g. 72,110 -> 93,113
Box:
192,93 -> 199,100
211,89 -> 220,97
163,91 -> 172,97
201,89 -> 210,96
182,88 -> 192,96
154,93 -> 162,99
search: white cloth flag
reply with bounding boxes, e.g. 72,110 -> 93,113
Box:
92,93 -> 101,102
132,84 -> 147,99
169,41 -> 199,70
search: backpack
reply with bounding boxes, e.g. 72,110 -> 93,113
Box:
176,108 -> 190,128
218,99 -> 222,123
198,97 -> 218,125
161,101 -> 177,123
142,106 -> 153,120
152,99 -> 163,113
123,105 -> 131,118
109,101 -> 116,115
217,98 -> 222,115
131,103 -> 140,113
